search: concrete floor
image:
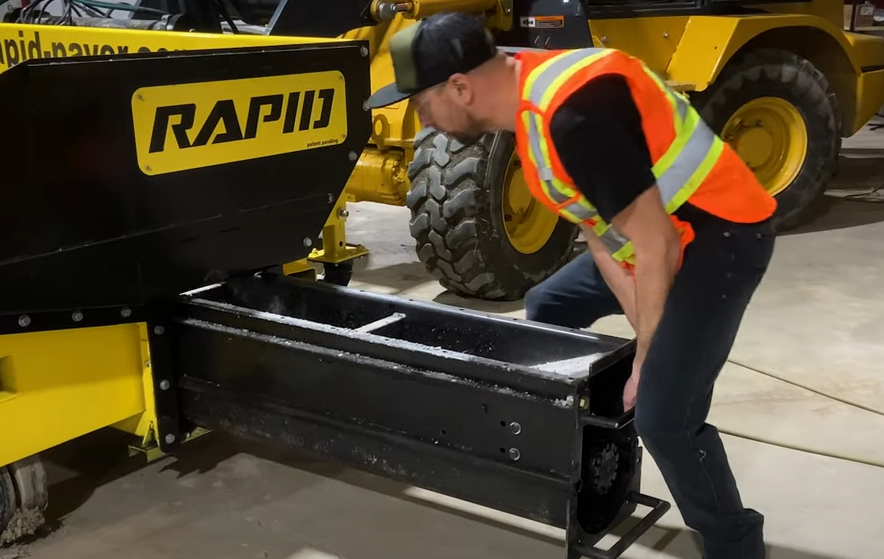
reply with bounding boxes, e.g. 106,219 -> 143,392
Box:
11,123 -> 884,559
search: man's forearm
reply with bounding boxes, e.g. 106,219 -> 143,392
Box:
583,228 -> 638,329
632,240 -> 680,364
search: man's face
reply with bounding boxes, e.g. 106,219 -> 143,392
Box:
411,79 -> 488,145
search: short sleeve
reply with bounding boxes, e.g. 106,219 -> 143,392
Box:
547,74 -> 657,223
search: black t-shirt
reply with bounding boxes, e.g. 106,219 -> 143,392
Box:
547,74 -> 723,227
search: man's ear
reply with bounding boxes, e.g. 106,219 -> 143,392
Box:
448,73 -> 474,104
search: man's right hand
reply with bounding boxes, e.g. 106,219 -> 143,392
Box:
623,359 -> 641,411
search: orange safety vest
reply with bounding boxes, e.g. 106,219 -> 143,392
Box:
513,47 -> 777,271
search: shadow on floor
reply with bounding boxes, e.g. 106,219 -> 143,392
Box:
784,152 -> 884,235
605,515 -> 850,559
349,258 -> 528,314
33,431 -> 854,559
349,261 -> 433,294
431,290 -> 526,314
34,430 -> 344,541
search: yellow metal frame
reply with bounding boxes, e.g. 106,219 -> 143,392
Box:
589,11 -> 884,136
0,323 -> 157,468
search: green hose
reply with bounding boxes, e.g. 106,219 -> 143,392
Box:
718,358 -> 884,469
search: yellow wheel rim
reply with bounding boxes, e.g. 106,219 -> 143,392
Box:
721,97 -> 808,197
502,153 -> 560,255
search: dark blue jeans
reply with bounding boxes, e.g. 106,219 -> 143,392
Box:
524,217 -> 774,559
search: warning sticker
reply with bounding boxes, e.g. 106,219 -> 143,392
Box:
519,15 -> 565,29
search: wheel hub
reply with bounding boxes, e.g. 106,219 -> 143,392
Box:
722,97 -> 808,197
588,442 -> 620,495
502,154 -> 560,255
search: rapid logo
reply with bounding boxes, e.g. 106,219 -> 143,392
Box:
132,71 -> 347,175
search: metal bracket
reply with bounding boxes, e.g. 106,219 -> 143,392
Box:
146,316 -> 184,454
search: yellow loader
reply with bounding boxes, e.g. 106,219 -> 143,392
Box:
341,0 -> 884,301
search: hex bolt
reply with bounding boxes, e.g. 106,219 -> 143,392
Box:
509,421 -> 522,435
121,307 -> 132,318
363,100 -> 370,111
18,315 -> 30,327
508,448 -> 521,461
154,325 -> 165,335
165,433 -> 176,445
159,380 -> 170,391
303,237 -> 313,247
349,151 -> 358,161
328,193 -> 335,203
72,311 -> 83,322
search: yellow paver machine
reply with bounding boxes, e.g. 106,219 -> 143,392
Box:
0,5 -> 669,559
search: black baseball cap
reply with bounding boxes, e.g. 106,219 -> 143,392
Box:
367,12 -> 499,109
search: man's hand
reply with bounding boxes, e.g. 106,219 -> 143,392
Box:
623,362 -> 641,411
611,186 -> 681,365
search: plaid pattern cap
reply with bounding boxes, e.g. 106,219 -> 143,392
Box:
367,12 -> 498,109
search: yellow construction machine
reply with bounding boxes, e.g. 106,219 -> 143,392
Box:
345,0 -> 884,301
0,7 -> 669,559
5,0 -> 883,303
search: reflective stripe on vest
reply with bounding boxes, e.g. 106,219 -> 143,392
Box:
520,48 -> 725,263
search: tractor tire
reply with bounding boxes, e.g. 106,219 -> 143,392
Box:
406,128 -> 578,301
0,468 -> 15,543
1,457 -> 48,546
690,48 -> 841,231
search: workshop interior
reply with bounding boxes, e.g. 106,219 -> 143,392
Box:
0,0 -> 883,557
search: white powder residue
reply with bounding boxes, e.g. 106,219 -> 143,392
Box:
532,353 -> 604,376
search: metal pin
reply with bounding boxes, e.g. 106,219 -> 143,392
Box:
18,315 -> 30,327
121,307 -> 132,318
165,434 -> 176,444
160,380 -> 170,391
303,238 -> 313,247
154,325 -> 165,335
72,311 -> 83,322
509,422 -> 522,435
508,448 -> 521,461
349,151 -> 358,161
